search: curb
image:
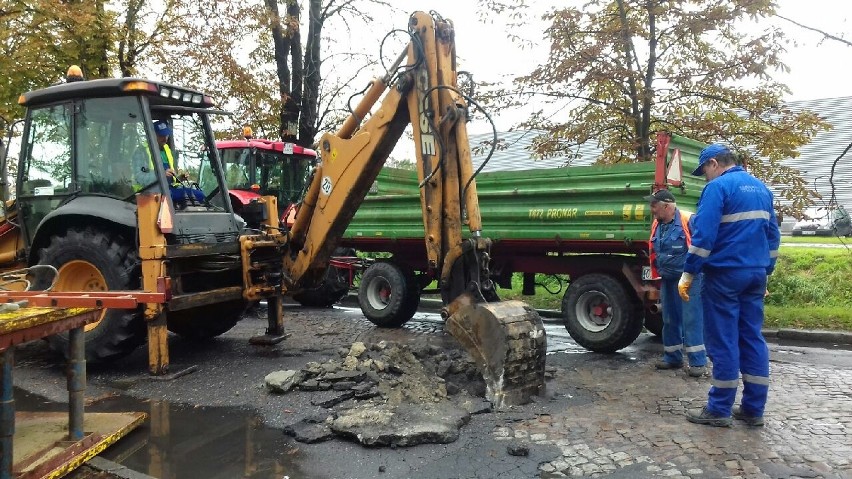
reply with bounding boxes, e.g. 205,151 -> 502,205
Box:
763,328 -> 852,345
342,295 -> 852,346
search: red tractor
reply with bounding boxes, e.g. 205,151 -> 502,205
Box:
215,130 -> 353,307
215,128 -> 317,227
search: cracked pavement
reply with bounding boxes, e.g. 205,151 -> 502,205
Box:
11,301 -> 852,479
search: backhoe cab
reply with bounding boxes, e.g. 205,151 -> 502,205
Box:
0,69 -> 263,366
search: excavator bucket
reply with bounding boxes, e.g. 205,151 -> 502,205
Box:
445,299 -> 547,409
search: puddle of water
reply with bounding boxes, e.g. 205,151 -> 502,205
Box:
13,388 -> 314,479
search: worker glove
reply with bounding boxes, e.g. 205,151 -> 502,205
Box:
678,272 -> 694,302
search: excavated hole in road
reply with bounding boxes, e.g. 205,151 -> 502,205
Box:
265,340 -> 497,447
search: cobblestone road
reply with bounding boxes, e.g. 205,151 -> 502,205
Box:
508,356 -> 852,479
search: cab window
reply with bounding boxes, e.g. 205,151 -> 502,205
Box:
219,148 -> 254,189
21,104 -> 72,196
169,113 -> 224,208
75,96 -> 145,197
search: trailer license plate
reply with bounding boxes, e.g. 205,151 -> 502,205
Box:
803,230 -> 816,235
642,266 -> 652,280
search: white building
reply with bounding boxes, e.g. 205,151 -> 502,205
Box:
470,98 -> 852,215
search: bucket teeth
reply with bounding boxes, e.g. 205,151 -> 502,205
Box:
445,300 -> 546,408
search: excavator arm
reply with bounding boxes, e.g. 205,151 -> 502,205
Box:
282,11 -> 546,407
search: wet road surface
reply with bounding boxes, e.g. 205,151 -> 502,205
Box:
10,302 -> 852,479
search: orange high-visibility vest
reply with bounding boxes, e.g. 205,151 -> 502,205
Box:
648,209 -> 693,279
134,144 -> 180,191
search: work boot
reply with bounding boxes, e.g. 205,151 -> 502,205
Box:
655,360 -> 682,370
686,406 -> 732,427
732,406 -> 764,427
687,366 -> 706,377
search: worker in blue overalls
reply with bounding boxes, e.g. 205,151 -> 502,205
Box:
679,143 -> 781,427
646,189 -> 706,377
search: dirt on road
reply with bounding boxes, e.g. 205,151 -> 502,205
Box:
11,302 -> 852,479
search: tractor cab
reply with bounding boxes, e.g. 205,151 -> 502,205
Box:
216,129 -> 316,229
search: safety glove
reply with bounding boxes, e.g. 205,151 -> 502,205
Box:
678,272 -> 694,302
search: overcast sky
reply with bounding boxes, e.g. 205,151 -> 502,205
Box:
409,1 -> 851,102
366,2 -> 852,157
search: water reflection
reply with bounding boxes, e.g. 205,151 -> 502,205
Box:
14,388 -> 311,479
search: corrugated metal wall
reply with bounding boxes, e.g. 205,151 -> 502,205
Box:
468,99 -> 852,214
784,96 -> 852,213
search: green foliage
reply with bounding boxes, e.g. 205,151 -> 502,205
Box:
0,0 -> 113,129
766,275 -> 832,306
479,0 -> 830,218
492,247 -> 852,331
1,0 -> 393,152
496,273 -> 567,311
766,247 -> 852,308
386,158 -> 417,170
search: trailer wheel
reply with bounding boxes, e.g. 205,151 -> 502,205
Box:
39,228 -> 144,362
293,248 -> 354,308
167,300 -> 247,340
561,273 -> 643,353
644,310 -> 663,337
358,261 -> 419,328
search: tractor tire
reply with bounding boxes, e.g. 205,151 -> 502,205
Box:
561,273 -> 643,353
39,228 -> 145,363
293,248 -> 354,308
167,299 -> 247,340
358,261 -> 420,328
644,309 -> 663,337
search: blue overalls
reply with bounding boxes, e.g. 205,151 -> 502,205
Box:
159,147 -> 204,204
684,166 -> 781,417
652,212 -> 706,367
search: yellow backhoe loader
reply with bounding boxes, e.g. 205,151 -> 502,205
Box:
0,12 -> 545,407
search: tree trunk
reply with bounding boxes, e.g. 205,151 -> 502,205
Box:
267,0 -> 299,143
299,0 -> 322,147
91,0 -> 110,78
286,0 -> 306,146
118,0 -> 143,77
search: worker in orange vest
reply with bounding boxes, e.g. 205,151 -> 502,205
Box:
647,189 -> 706,377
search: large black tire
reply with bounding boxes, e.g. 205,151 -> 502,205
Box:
167,300 -> 247,340
644,310 -> 663,337
39,228 -> 145,363
358,261 -> 420,328
292,267 -> 350,308
293,248 -> 354,308
561,273 -> 643,353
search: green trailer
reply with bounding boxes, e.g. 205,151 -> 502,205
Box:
339,132 -> 707,352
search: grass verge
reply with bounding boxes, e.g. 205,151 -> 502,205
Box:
764,306 -> 852,331
491,246 -> 852,332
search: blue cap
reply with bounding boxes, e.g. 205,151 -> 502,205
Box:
153,120 -> 171,137
692,143 -> 730,176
